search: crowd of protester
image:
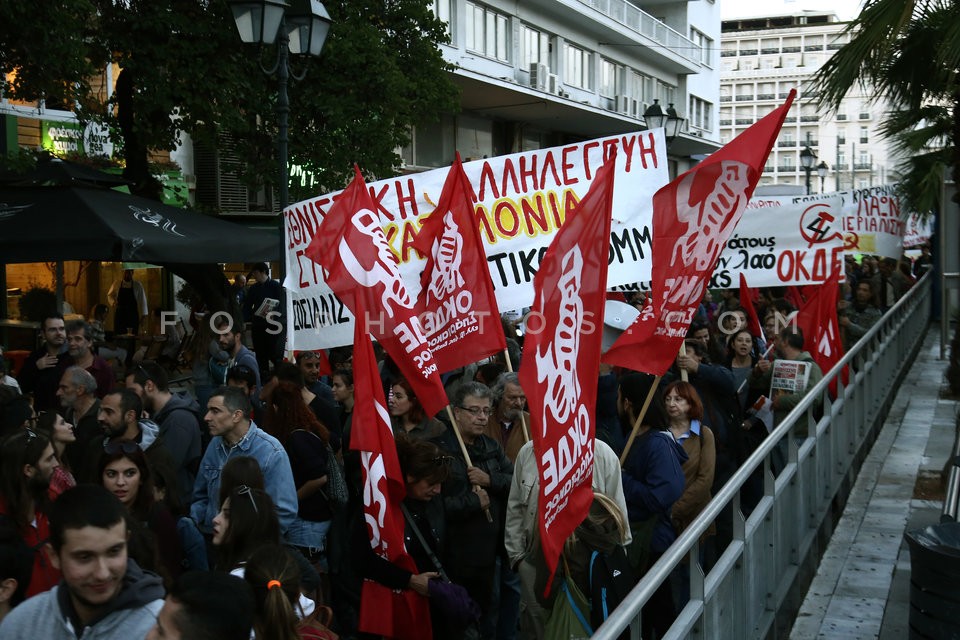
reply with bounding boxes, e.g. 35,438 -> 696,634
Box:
0,252 -> 921,639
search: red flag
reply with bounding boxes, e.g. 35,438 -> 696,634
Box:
518,153 -> 617,589
603,91 -> 795,374
412,153 -> 506,373
305,166 -> 448,416
350,299 -> 432,639
739,273 -> 763,338
793,267 -> 848,397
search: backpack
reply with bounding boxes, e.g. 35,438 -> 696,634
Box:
588,547 -> 638,637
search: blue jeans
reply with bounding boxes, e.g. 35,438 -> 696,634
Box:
481,557 -> 521,640
286,517 -> 331,569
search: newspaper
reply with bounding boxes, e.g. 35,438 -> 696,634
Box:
770,359 -> 812,399
254,297 -> 280,319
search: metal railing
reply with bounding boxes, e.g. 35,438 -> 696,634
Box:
579,0 -> 702,65
595,273 -> 932,639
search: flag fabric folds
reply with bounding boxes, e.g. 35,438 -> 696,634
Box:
793,267 -> 848,397
305,166 -> 448,416
412,152 -> 506,373
603,90 -> 796,375
739,273 -> 764,339
350,299 -> 433,639
518,153 -> 618,589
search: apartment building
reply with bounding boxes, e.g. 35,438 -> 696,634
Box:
403,0 -> 722,175
720,10 -> 901,193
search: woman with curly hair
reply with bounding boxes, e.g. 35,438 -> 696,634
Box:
34,411 -> 76,500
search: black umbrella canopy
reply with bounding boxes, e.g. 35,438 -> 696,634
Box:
0,185 -> 280,264
0,157 -> 134,188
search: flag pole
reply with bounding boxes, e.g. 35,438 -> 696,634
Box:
445,405 -> 494,523
679,342 -> 689,382
502,348 -> 530,443
618,375 -> 661,466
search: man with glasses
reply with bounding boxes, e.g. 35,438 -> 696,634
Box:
18,313 -> 74,412
190,386 -> 298,542
125,362 -> 202,506
434,381 -> 513,638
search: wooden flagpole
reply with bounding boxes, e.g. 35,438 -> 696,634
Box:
618,375 -> 661,466
679,342 -> 689,382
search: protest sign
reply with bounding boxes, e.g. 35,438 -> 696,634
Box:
770,359 -> 813,399
285,132 -> 669,350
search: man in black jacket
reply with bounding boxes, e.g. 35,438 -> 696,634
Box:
434,381 -> 514,637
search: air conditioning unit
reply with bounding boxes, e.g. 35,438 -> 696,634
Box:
195,134 -> 279,216
529,63 -> 547,90
615,95 -> 630,115
548,74 -> 560,95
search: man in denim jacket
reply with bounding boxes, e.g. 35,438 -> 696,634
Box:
189,386 -> 298,540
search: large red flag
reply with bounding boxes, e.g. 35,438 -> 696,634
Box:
603,91 -> 795,374
412,153 -> 506,373
351,299 -> 432,639
518,153 -> 617,589
739,273 -> 763,338
305,167 -> 448,416
793,267 -> 848,397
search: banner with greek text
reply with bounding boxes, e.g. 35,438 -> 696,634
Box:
285,132 -> 669,351
707,195 -> 846,289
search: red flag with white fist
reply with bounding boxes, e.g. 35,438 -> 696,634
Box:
603,91 -> 795,374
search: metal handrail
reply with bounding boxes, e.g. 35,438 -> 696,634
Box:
595,272 -> 932,639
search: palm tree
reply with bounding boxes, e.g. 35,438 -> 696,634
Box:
812,0 -> 960,391
811,0 -> 960,214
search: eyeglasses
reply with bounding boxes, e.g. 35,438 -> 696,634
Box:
458,406 -> 492,417
236,485 -> 259,514
104,440 -> 140,455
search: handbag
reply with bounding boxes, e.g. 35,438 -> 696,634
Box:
401,503 -> 481,629
296,430 -> 348,508
544,556 -> 593,640
322,443 -> 349,508
296,603 -> 339,639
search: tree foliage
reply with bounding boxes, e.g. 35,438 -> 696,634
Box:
810,0 -> 960,214
0,0 -> 459,199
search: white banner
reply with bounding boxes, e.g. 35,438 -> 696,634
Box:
710,195 -> 846,288
284,131 -> 669,350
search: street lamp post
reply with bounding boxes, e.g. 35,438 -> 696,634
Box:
799,145 -> 817,195
817,161 -> 829,194
643,99 -> 686,145
228,0 -> 332,213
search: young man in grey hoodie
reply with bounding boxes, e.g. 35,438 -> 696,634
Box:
0,484 -> 164,639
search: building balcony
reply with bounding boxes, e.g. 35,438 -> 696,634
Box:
721,50 -> 737,57
804,45 -> 824,51
854,163 -> 872,170
735,118 -> 754,125
778,140 -> 796,147
577,0 -> 701,67
800,115 -> 819,122
739,49 -> 758,56
735,95 -> 754,101
720,95 -> 732,102
782,46 -> 801,53
777,165 -> 796,172
757,93 -> 776,100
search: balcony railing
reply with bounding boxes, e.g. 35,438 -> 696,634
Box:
757,93 -> 775,100
782,46 -> 801,52
735,95 -> 754,101
735,118 -> 754,125
719,95 -> 732,102
837,114 -> 848,120
761,47 -> 779,54
721,50 -> 737,57
579,0 -> 701,65
800,115 -> 819,122
739,49 -> 758,56
719,119 -> 732,126
855,162 -> 872,170
778,140 -> 796,147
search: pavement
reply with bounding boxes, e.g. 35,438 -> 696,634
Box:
789,325 -> 958,639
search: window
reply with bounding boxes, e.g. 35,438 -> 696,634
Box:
632,71 -> 653,104
431,0 -> 452,39
838,130 -> 846,144
837,150 -> 846,167
860,126 -> 869,143
563,43 -> 591,89
656,81 -> 676,106
521,25 -> 550,68
599,59 -> 623,98
688,95 -> 713,132
689,28 -> 714,67
465,2 -> 509,62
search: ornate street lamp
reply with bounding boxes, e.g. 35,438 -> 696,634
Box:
799,145 -> 817,195
817,160 -> 829,193
228,0 -> 332,212
643,99 -> 685,145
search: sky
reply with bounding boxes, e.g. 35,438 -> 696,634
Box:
720,0 -> 866,21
